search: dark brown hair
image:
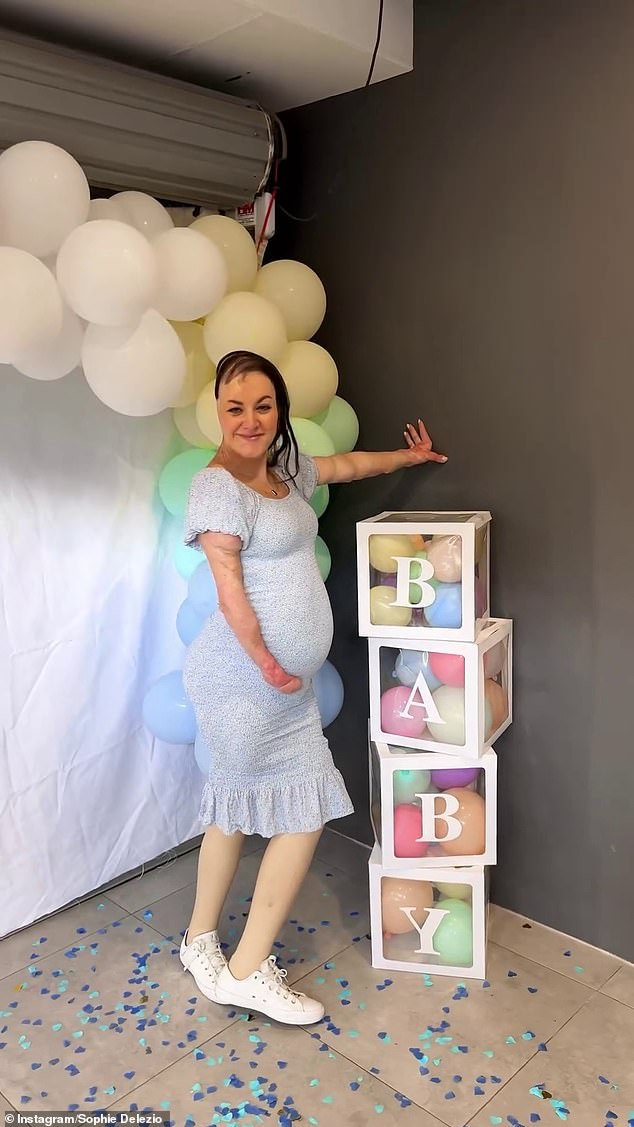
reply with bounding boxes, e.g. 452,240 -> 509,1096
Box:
214,351 -> 299,480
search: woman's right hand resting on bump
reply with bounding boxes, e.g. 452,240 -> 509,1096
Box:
259,653 -> 302,694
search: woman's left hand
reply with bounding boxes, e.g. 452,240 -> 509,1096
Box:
403,419 -> 448,464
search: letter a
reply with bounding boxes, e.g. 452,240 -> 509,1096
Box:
399,670 -> 443,725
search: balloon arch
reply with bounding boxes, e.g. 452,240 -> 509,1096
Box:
0,139 -> 357,766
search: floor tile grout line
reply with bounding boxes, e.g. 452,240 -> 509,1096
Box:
101,1013 -> 250,1113
488,939 -> 611,994
285,937 -> 522,1127
0,904 -> 139,983
286,938 -> 602,1127
0,914 -> 208,985
294,1021 -> 448,1123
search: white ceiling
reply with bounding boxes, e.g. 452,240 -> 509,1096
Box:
0,0 -> 413,111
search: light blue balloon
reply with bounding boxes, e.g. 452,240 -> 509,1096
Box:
194,731 -> 211,775
394,649 -> 442,692
174,540 -> 202,580
313,659 -> 344,728
188,560 -> 218,617
142,671 -> 197,744
176,598 -> 206,646
424,583 -> 463,629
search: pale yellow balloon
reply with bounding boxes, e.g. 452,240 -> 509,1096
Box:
203,291 -> 287,366
278,340 -> 338,418
196,381 -> 223,445
173,403 -> 214,448
369,586 -> 412,628
435,881 -> 472,902
170,321 -> 215,408
369,533 -> 415,574
254,259 -> 326,340
191,214 -> 258,292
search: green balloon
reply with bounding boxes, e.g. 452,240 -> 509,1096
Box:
292,416 -> 335,457
433,898 -> 473,966
310,484 -> 329,518
173,539 -> 202,580
392,769 -> 431,805
159,447 -> 215,516
315,535 -> 331,581
314,395 -> 359,453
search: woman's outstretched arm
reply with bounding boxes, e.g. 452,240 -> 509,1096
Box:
313,419 -> 447,486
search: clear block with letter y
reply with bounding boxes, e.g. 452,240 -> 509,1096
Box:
369,844 -> 488,978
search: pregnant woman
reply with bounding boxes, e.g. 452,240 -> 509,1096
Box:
180,349 -> 446,1024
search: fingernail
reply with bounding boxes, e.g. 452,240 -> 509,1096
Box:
442,456 -> 448,462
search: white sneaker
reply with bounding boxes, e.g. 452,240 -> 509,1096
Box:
179,928 -> 227,1002
214,955 -> 324,1025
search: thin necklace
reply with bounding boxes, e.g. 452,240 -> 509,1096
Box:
216,446 -> 280,496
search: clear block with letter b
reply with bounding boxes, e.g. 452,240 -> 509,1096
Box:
356,510 -> 491,642
369,844 -> 488,978
370,740 -> 497,867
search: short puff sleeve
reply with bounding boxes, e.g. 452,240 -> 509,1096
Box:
294,453 -> 319,501
184,468 -> 256,552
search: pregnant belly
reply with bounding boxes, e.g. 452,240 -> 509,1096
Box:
254,578 -> 333,678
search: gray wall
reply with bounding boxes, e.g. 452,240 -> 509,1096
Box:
277,0 -> 634,960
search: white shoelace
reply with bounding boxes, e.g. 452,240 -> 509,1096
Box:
192,936 -> 226,973
262,956 -> 301,1003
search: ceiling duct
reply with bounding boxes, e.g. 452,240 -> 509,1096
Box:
0,29 -> 275,208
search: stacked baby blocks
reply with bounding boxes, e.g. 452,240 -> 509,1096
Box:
356,511 -> 513,979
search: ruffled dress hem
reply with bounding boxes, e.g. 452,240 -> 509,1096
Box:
199,768 -> 354,837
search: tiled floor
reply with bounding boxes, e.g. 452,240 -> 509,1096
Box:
1,830 -> 633,1127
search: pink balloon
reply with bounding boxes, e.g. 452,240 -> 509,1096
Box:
380,685 -> 427,739
429,651 -> 465,687
393,803 -> 429,858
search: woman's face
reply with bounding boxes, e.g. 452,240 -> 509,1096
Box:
216,371 -> 279,461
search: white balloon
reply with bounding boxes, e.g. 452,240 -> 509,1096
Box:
13,302 -> 83,381
153,228 -> 228,321
82,310 -> 186,416
110,191 -> 173,238
195,381 -> 222,445
0,248 -> 63,363
0,141 -> 90,257
57,220 -> 158,326
88,198 -> 122,222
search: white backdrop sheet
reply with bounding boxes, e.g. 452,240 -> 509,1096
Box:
0,365 -> 203,937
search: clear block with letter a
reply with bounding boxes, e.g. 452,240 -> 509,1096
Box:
368,618 -> 512,757
369,844 -> 488,978
370,739 -> 497,867
356,510 -> 491,642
